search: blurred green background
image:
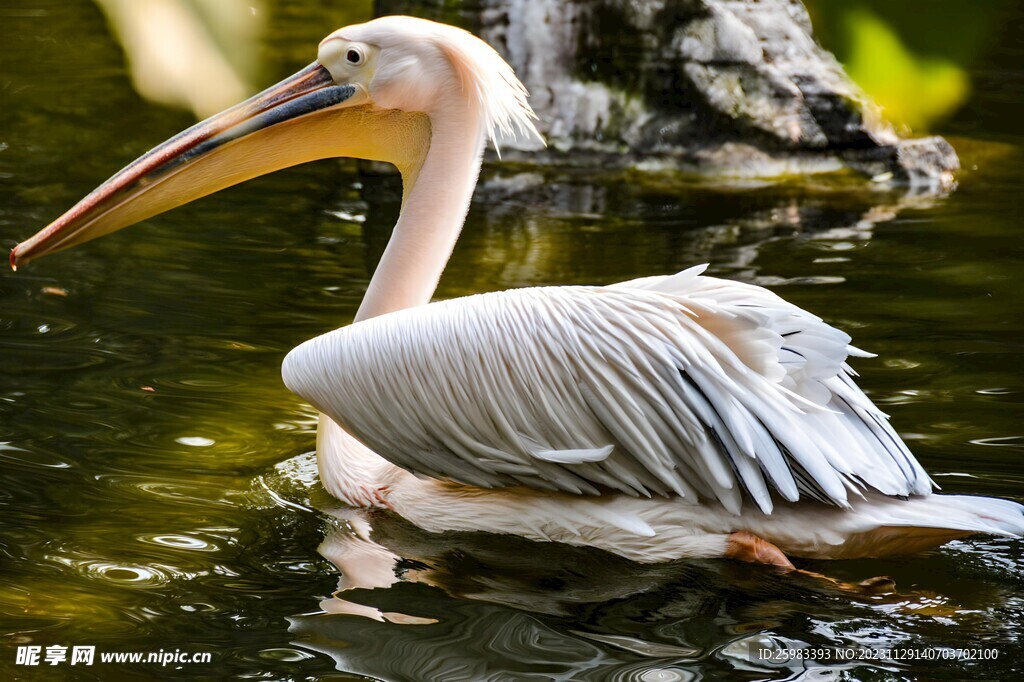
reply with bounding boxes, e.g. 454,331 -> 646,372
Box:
35,0 -> 1024,135
807,0 -> 1020,135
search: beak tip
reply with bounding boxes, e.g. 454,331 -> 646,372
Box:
10,245 -> 25,271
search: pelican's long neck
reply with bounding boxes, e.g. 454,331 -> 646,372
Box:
354,106 -> 485,322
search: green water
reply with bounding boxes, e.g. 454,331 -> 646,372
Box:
1,2 -> 1023,680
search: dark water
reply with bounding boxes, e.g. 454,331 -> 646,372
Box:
1,2 -> 1023,680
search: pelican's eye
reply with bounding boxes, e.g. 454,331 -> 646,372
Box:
345,47 -> 365,66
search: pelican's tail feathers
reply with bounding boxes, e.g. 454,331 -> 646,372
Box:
840,493 -> 1024,558
769,493 -> 1024,559
884,493 -> 1024,537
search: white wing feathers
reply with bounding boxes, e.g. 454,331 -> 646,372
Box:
283,266 -> 933,515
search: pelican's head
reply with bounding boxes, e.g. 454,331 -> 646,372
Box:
11,16 -> 541,268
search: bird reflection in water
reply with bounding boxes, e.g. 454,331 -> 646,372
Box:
285,494 -> 984,681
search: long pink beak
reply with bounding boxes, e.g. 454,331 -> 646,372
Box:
11,62 -> 355,269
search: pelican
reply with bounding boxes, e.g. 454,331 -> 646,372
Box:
12,16 -> 1023,567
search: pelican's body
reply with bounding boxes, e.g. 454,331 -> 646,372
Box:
295,269 -> 1022,563
13,16 -> 1023,565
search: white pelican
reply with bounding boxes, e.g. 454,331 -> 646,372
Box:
12,16 -> 1023,568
